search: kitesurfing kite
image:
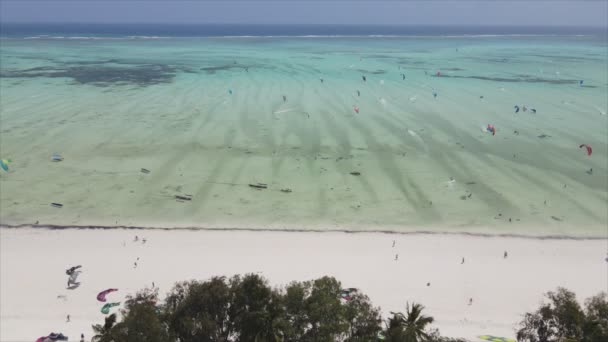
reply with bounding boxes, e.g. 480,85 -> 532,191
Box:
101,302 -> 121,315
36,333 -> 68,342
487,124 -> 496,136
579,144 -> 592,156
478,335 -> 516,342
340,288 -> 358,301
66,265 -> 82,276
0,159 -> 10,172
97,288 -> 118,302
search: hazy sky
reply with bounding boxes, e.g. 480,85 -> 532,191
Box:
1,1 -> 607,26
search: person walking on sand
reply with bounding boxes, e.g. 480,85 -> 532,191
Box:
461,257 -> 465,264
66,314 -> 70,322
80,334 -> 85,342
134,235 -> 139,242
504,251 -> 508,258
468,298 -> 473,306
395,254 -> 399,261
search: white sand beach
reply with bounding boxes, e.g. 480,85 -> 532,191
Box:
1,228 -> 606,341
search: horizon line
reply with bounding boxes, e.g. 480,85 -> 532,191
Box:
1,22 -> 607,28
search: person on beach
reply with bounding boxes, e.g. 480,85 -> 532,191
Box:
395,254 -> 399,261
282,95 -> 287,102
461,257 -> 465,264
357,90 -> 360,97
66,315 -> 70,322
504,251 -> 508,258
134,235 -> 139,242
80,334 -> 85,342
468,298 -> 473,305
362,75 -> 366,82
142,238 -> 147,244
392,240 -> 395,247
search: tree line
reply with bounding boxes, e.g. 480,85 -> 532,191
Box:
91,274 -> 607,342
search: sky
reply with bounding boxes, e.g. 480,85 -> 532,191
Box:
0,0 -> 607,27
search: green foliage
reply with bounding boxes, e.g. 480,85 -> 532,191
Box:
582,292 -> 608,342
516,288 -> 607,342
92,313 -> 117,342
302,276 -> 347,341
341,292 -> 383,341
91,275 -> 604,342
228,274 -> 285,342
163,277 -> 233,342
384,302 -> 434,342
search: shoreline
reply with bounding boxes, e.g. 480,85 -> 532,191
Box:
1,223 -> 606,240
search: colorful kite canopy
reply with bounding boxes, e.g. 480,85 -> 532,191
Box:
340,288 -> 358,301
579,144 -> 592,156
0,159 -> 11,172
101,302 -> 121,315
97,288 -> 118,302
478,335 -> 516,342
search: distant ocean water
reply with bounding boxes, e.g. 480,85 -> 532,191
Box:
1,23 -> 606,39
0,23 -> 606,236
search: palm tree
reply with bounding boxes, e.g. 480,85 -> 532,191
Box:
385,302 -> 434,342
92,313 -> 117,342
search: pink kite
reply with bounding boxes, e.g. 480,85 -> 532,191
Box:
487,124 -> 496,136
97,288 -> 118,302
353,106 -> 359,114
579,144 -> 592,156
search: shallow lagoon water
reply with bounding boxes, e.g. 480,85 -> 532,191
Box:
1,35 -> 606,236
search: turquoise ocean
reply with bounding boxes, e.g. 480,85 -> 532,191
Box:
0,25 -> 606,236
